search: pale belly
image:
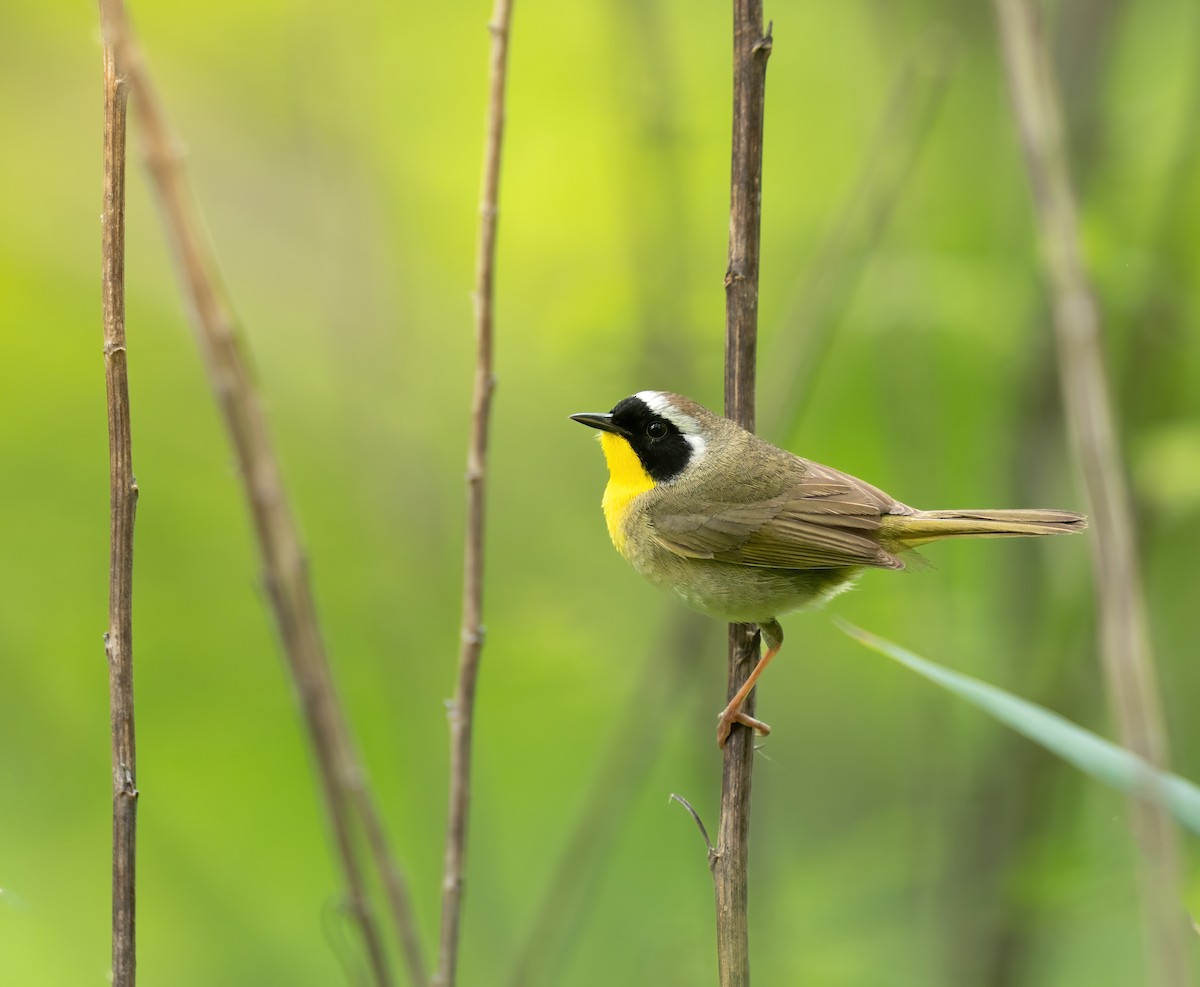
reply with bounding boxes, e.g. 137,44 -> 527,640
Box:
628,544 -> 861,624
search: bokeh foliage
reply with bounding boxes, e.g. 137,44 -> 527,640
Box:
2,1 -> 1198,984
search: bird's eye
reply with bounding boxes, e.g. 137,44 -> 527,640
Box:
646,420 -> 668,439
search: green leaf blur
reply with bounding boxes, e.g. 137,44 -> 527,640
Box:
2,1 -> 1198,985
838,620 -> 1200,836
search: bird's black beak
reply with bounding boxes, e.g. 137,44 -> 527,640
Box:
570,412 -> 629,437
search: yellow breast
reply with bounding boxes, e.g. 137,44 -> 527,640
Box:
598,432 -> 656,556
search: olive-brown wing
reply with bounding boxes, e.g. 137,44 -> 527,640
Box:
649,472 -> 907,571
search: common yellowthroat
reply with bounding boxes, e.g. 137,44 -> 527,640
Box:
571,391 -> 1086,748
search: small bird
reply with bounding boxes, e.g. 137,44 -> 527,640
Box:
571,391 -> 1086,748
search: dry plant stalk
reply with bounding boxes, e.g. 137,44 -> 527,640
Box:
99,24 -> 139,987
994,1 -> 1190,984
717,2 -> 771,985
434,2 -> 514,985
94,3 -> 425,984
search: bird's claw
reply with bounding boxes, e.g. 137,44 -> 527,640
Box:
716,709 -> 771,749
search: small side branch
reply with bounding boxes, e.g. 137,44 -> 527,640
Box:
434,2 -> 514,986
669,793 -> 717,864
504,615 -> 710,987
718,4 -> 771,987
99,20 -> 139,986
993,2 -> 1189,985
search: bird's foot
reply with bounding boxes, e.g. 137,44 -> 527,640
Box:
716,707 -> 771,749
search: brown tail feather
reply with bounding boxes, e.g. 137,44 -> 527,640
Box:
881,509 -> 1087,549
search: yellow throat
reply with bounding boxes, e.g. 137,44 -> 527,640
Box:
599,431 -> 656,555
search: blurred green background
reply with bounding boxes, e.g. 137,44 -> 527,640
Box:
3,0 -> 1199,984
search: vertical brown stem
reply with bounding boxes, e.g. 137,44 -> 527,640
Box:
716,4 -> 771,986
94,3 -> 424,984
993,1 -> 1189,984
434,1 -> 514,985
99,23 -> 139,987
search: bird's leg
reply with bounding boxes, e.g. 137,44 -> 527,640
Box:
716,620 -> 783,748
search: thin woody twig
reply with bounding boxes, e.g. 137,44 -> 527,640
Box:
993,2 -> 1190,985
669,794 -> 717,861
717,4 -> 771,986
94,3 -> 425,984
99,21 -> 139,987
434,2 -> 514,985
